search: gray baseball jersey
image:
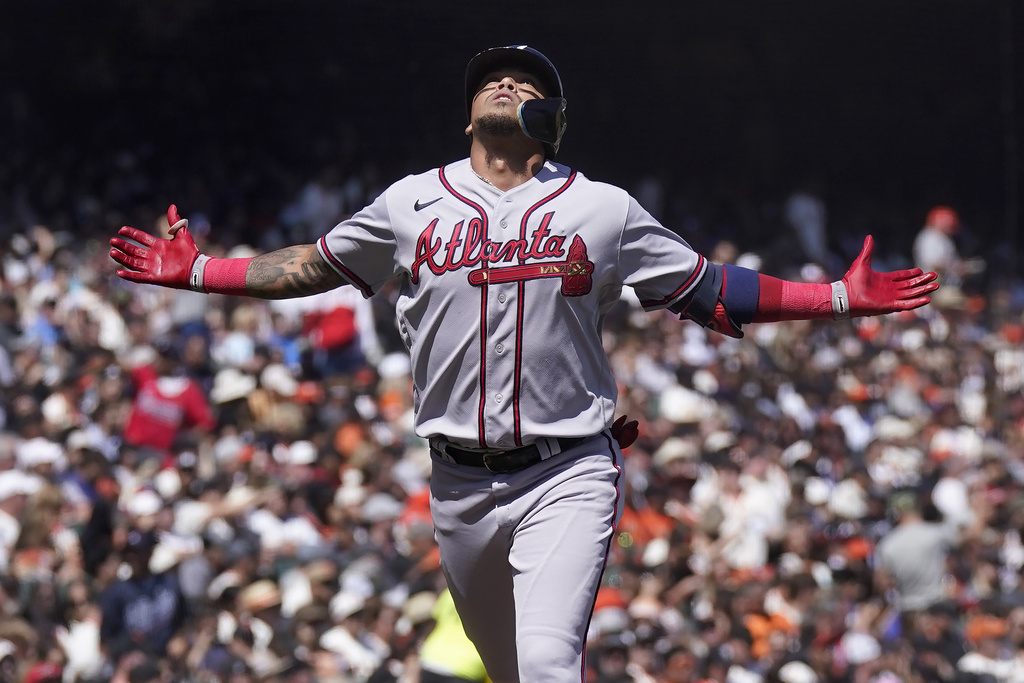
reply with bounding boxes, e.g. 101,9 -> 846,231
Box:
317,157 -> 705,449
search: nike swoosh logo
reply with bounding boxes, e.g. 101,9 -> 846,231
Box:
414,197 -> 442,211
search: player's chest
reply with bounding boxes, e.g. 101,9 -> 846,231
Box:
402,179 -> 611,294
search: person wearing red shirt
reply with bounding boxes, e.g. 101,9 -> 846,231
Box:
122,339 -> 216,459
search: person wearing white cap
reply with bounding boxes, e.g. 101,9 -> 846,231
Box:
319,590 -> 387,680
0,470 -> 40,572
775,660 -> 819,683
16,437 -> 66,475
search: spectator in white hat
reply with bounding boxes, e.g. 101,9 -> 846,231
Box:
320,590 -> 387,680
0,470 -> 39,572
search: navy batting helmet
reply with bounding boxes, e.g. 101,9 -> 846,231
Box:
465,45 -> 567,156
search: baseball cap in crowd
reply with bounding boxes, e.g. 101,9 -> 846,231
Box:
292,603 -> 331,627
361,493 -> 403,523
927,600 -> 960,618
395,591 -> 438,635
703,430 -> 737,455
926,205 -> 960,231
641,537 -> 670,568
887,490 -> 919,517
328,590 -> 367,622
16,437 -> 65,470
652,437 -> 698,468
965,614 -> 1009,643
214,434 -> 250,464
273,440 -> 317,466
657,385 -> 715,424
596,631 -> 634,653
378,352 -> 411,380
210,368 -> 257,404
404,591 -> 438,624
65,429 -> 102,453
125,488 -> 163,518
177,450 -> 199,470
126,660 -> 161,683
588,605 -> 630,641
777,661 -> 819,683
151,335 -> 179,362
0,470 -> 40,501
124,529 -> 157,555
238,579 -> 282,614
260,363 -> 298,397
627,595 -> 663,623
837,630 -> 881,665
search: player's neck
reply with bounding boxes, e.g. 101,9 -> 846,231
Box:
469,142 -> 545,192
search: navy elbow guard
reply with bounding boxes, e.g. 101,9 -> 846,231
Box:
669,263 -> 759,338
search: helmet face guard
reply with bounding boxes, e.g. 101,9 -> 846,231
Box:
465,45 -> 567,157
517,98 -> 567,155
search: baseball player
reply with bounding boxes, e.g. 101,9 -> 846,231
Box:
110,45 -> 938,682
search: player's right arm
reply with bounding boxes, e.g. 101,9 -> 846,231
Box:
110,205 -> 348,299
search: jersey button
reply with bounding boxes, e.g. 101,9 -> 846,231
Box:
495,343 -> 504,354
498,294 -> 507,304
499,219 -> 508,228
495,394 -> 503,403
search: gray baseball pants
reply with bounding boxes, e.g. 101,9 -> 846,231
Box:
429,432 -> 623,683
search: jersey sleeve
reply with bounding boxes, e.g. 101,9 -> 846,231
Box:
617,196 -> 706,311
316,188 -> 401,298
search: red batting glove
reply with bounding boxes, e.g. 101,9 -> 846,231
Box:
109,205 -> 199,290
611,415 -> 640,450
842,235 -> 939,317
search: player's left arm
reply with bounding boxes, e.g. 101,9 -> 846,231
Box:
674,235 -> 939,338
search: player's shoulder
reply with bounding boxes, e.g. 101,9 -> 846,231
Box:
540,161 -> 629,198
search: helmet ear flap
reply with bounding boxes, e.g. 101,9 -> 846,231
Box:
517,98 -> 567,156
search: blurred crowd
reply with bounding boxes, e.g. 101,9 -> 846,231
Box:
0,140 -> 1022,683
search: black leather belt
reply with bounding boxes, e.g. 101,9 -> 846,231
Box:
430,436 -> 589,473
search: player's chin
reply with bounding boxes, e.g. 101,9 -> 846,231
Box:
474,112 -> 522,137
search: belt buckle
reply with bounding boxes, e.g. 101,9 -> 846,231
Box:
481,450 -> 508,473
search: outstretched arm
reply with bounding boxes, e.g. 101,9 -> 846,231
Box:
243,244 -> 347,298
109,205 -> 347,299
675,235 -> 939,337
753,234 -> 938,322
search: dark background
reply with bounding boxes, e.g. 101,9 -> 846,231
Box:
2,0 -> 1021,265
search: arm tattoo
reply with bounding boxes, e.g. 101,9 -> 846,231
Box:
246,245 -> 347,299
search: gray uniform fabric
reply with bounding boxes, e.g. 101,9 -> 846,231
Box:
317,157 -> 704,449
317,156 -> 705,680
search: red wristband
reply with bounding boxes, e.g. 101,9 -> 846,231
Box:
752,274 -> 832,322
202,257 -> 251,295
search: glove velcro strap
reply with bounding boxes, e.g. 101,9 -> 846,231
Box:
831,280 -> 851,320
190,254 -> 211,292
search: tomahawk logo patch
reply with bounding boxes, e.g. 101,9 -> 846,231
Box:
467,235 -> 593,296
